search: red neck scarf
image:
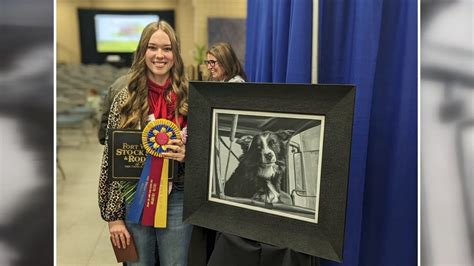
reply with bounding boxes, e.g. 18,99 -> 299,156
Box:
147,78 -> 186,128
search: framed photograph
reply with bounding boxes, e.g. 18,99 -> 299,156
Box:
184,82 -> 355,262
209,109 -> 325,224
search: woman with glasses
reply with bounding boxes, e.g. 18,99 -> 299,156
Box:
205,42 -> 247,82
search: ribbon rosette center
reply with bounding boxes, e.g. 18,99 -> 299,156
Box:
150,128 -> 172,149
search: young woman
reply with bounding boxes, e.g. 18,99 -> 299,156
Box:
205,42 -> 247,82
98,21 -> 192,265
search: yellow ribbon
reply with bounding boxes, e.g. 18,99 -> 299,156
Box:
154,159 -> 169,227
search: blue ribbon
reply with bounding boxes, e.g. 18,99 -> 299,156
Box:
126,154 -> 152,223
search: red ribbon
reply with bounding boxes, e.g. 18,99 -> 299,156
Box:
141,78 -> 186,226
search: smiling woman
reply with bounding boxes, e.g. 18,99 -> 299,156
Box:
206,42 -> 247,82
98,20 -> 193,265
145,30 -> 174,84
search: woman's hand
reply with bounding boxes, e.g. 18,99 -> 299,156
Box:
162,138 -> 185,162
108,220 -> 131,249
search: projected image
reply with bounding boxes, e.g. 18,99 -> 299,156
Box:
94,14 -> 159,53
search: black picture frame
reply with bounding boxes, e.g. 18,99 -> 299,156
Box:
455,119 -> 474,240
184,82 -> 355,262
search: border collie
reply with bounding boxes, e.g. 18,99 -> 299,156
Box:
224,130 -> 294,205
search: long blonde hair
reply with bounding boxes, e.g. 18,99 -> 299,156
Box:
207,42 -> 247,81
120,21 -> 188,129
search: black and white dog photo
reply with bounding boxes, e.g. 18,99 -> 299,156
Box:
224,130 -> 294,205
209,110 -> 324,222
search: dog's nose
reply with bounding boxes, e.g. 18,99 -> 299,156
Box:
264,152 -> 274,160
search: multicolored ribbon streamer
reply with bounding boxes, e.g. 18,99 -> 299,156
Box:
126,155 -> 151,223
126,119 -> 181,228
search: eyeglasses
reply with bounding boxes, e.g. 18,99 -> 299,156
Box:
204,60 -> 218,67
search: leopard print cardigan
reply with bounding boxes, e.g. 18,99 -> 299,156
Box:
98,87 -> 129,221
98,87 -> 187,221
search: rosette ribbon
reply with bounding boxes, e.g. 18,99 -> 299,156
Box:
127,119 -> 181,228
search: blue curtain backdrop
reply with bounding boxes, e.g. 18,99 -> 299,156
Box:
245,0 -> 313,83
245,0 -> 417,265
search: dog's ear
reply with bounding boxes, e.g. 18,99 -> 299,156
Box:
276,130 -> 295,141
235,135 -> 254,153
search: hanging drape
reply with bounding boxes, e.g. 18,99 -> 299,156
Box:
319,0 -> 418,265
245,0 -> 313,83
317,0 -> 384,265
244,0 -> 418,265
